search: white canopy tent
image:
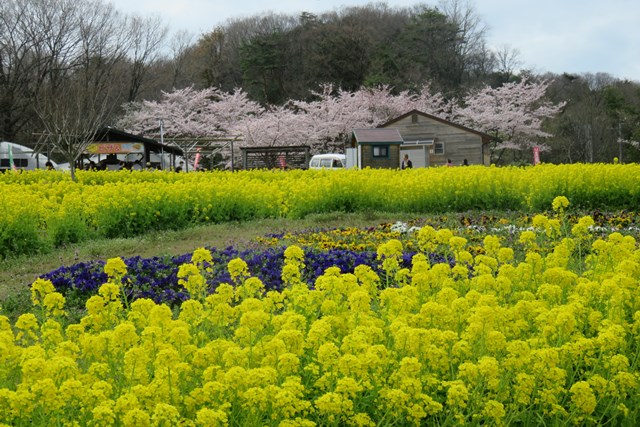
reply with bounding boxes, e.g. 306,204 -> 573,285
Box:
0,141 -> 57,171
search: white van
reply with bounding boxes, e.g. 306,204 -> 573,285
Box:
309,153 -> 346,170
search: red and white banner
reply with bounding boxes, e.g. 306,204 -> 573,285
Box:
533,146 -> 540,165
193,148 -> 201,170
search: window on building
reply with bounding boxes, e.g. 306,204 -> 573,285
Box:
372,145 -> 389,158
434,142 -> 445,155
404,139 -> 434,146
1,158 -> 28,168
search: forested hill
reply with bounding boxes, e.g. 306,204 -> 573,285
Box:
188,4 -> 506,104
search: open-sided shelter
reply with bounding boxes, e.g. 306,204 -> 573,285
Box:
240,145 -> 311,170
85,127 -> 184,170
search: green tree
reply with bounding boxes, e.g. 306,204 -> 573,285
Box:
546,73 -> 627,163
240,31 -> 289,105
383,7 -> 464,94
602,81 -> 640,162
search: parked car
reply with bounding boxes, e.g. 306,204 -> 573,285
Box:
309,153 -> 346,170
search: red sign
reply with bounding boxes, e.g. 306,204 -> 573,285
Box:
194,148 -> 201,170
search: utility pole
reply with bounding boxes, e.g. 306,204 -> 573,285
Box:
159,119 -> 165,169
618,120 -> 623,163
585,124 -> 593,163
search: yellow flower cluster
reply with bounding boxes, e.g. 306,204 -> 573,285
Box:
3,163 -> 640,257
177,248 -> 214,302
261,226 -> 407,252
2,205 -> 640,425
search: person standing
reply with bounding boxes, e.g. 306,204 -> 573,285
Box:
401,154 -> 413,169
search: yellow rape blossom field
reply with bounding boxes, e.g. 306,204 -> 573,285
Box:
1,194 -> 640,426
1,163 -> 640,258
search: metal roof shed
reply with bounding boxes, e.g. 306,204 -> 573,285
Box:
350,128 -> 404,169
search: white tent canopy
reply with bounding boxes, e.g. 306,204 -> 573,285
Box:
0,141 -> 57,170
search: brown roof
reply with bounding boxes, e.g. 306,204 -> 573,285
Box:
352,128 -> 404,144
380,109 -> 494,144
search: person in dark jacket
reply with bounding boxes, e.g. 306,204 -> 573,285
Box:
401,154 -> 412,169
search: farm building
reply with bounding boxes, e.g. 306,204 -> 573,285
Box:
386,110 -> 492,167
349,110 -> 492,168
349,128 -> 404,169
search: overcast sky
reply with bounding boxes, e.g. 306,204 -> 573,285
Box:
108,0 -> 640,82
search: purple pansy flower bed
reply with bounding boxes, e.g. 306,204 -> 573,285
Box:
40,246 -> 452,306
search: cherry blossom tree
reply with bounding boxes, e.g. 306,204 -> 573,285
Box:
117,82 -> 456,161
288,84 -> 374,152
118,86 -> 264,168
210,89 -> 263,135
283,83 -> 452,152
351,83 -> 454,123
237,105 -> 307,147
348,85 -> 412,126
413,83 -> 457,119
118,81 -> 456,146
453,78 -> 565,163
237,84 -> 380,152
118,86 -> 262,138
